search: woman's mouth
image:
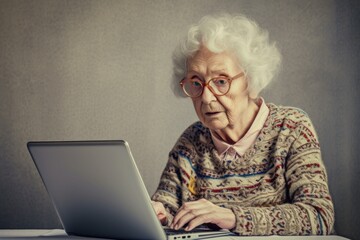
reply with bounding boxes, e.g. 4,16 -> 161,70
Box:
205,111 -> 221,116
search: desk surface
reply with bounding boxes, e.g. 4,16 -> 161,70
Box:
0,230 -> 350,240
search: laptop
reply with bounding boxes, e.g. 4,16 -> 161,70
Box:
27,140 -> 234,240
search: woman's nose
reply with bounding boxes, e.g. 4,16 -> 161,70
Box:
201,85 -> 217,104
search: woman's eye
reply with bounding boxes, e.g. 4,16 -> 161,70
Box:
214,78 -> 227,86
191,80 -> 202,87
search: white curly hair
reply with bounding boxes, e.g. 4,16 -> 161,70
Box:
172,14 -> 282,98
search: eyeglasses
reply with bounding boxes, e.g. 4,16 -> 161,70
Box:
180,72 -> 245,98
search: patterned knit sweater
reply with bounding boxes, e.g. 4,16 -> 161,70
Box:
152,103 -> 334,236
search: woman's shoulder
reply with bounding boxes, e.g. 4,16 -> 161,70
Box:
171,121 -> 213,150
266,102 -> 318,133
267,102 -> 312,122
171,121 -> 212,159
180,121 -> 211,141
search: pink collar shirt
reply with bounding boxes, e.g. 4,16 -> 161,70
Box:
210,98 -> 269,160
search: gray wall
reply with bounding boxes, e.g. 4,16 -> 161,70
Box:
0,0 -> 359,239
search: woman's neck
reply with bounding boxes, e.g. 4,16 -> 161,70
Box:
214,99 -> 260,144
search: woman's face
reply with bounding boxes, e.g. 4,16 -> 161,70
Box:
186,47 -> 251,132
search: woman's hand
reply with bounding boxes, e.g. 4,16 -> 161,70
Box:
170,198 -> 236,231
151,201 -> 168,225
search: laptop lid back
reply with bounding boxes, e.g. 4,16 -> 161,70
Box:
27,140 -> 166,240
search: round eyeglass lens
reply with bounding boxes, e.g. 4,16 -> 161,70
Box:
209,78 -> 230,95
183,79 -> 203,97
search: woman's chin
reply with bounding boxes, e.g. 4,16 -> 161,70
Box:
203,119 -> 227,131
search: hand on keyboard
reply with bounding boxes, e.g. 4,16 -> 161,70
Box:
151,201 -> 168,225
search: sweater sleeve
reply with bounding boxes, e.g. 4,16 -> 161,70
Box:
152,122 -> 206,224
151,124 -> 202,226
151,150 -> 181,225
228,116 -> 334,235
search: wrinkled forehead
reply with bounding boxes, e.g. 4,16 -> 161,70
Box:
186,48 -> 242,74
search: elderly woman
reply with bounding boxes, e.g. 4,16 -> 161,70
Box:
151,14 -> 334,236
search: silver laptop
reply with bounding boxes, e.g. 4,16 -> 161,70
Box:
27,140 -> 234,240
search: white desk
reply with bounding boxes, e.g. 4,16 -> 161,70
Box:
0,229 -> 350,239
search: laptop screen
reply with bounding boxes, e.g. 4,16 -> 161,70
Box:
28,140 -> 166,240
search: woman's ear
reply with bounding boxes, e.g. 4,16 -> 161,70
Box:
249,90 -> 258,99
244,76 -> 259,99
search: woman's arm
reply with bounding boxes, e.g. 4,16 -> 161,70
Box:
151,151 -> 183,226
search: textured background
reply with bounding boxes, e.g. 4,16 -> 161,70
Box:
0,0 -> 359,239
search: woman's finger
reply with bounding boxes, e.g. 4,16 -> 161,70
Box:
185,213 -> 210,231
171,200 -> 212,229
158,213 -> 168,225
173,211 -> 197,230
151,201 -> 168,225
171,201 -> 202,228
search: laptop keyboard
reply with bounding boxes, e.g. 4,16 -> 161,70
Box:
164,227 -> 219,235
